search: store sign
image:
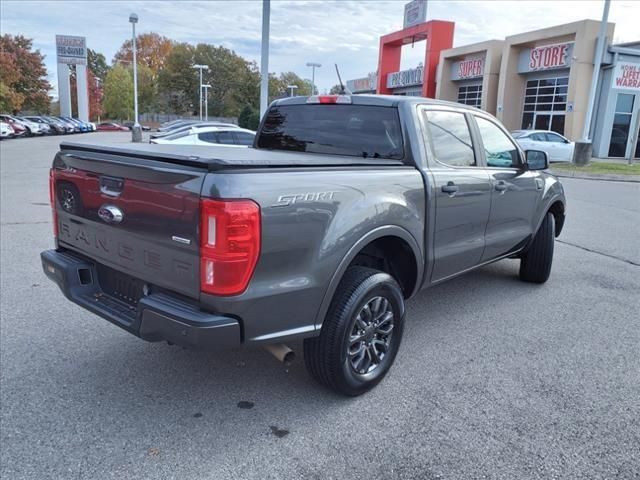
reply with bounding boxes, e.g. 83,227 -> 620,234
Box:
387,65 -> 424,89
612,62 -> 640,91
56,35 -> 87,65
403,0 -> 427,29
518,42 -> 573,73
346,72 -> 378,93
451,57 -> 485,80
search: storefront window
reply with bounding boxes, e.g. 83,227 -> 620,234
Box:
608,93 -> 635,158
521,76 -> 568,134
457,84 -> 483,108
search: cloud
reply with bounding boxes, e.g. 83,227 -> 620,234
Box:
1,0 -> 638,96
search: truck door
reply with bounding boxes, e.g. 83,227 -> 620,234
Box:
472,115 -> 542,261
420,108 -> 492,282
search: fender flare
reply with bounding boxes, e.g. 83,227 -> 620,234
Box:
313,225 -> 424,329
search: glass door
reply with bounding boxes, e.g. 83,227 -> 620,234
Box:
608,93 -> 635,158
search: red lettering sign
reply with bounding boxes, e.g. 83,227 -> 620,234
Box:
457,58 -> 484,79
529,44 -> 569,71
614,63 -> 640,90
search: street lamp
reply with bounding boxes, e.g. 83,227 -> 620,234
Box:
129,13 -> 142,142
192,64 -> 209,120
306,62 -> 321,96
202,84 -> 211,121
287,84 -> 298,97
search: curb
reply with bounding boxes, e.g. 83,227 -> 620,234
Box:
550,170 -> 640,183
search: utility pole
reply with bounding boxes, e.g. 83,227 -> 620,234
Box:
193,64 -> 208,120
260,0 -> 270,119
203,84 -> 211,121
306,62 -> 321,95
574,0 -> 610,164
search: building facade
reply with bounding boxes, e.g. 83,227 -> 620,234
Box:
346,17 -> 639,159
435,40 -> 504,115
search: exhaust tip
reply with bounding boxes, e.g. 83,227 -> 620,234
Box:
264,343 -> 295,365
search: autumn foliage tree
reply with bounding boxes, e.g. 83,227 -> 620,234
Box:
0,34 -> 51,113
103,65 -> 133,120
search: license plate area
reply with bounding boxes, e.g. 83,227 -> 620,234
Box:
96,263 -> 145,307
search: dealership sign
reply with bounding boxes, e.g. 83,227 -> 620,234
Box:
387,65 -> 424,89
403,0 -> 427,29
612,62 -> 640,91
451,57 -> 485,80
56,35 -> 87,65
518,42 -> 573,73
347,72 -> 378,93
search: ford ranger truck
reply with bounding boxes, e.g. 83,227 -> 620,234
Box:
41,95 -> 566,396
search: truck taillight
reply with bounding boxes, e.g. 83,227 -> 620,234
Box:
49,169 -> 58,238
200,198 -> 261,296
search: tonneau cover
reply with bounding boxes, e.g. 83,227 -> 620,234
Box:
59,142 -> 405,170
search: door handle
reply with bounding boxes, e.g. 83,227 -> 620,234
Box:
494,181 -> 508,192
441,182 -> 459,195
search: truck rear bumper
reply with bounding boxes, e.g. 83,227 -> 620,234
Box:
40,249 -> 241,349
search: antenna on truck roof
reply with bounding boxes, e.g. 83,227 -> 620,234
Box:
335,64 -> 352,95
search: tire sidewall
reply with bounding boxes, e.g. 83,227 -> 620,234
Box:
335,274 -> 405,394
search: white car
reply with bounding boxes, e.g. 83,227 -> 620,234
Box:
512,130 -> 575,163
151,126 -> 256,147
0,122 -> 15,139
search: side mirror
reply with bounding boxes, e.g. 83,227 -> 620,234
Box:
525,150 -> 549,170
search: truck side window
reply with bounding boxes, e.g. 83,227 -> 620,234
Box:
425,111 -> 475,167
475,117 -> 521,168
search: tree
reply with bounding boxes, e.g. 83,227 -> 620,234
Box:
114,33 -> 173,76
87,48 -> 109,81
0,34 -> 50,113
157,42 -> 197,114
329,84 -> 343,94
103,65 -> 133,120
238,104 -> 260,130
277,72 -> 313,97
87,69 -> 103,121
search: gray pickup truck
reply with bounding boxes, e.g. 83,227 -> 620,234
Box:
41,95 -> 566,396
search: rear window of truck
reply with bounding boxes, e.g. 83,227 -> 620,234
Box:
257,105 -> 404,160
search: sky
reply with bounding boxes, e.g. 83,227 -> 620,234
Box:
1,0 -> 639,97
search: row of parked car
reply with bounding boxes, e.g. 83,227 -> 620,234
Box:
149,119 -> 256,147
0,114 -> 97,139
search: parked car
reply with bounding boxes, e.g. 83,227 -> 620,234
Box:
151,126 -> 255,146
42,95 -> 566,396
0,115 -> 45,136
23,116 -> 61,135
97,122 -> 130,132
0,115 -> 27,137
512,130 -> 575,163
0,121 -> 14,139
122,121 -> 151,131
157,119 -> 195,132
50,117 -> 77,133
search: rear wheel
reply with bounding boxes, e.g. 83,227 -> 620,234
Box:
304,267 -> 405,396
519,212 -> 555,283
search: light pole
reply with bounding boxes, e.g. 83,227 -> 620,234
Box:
574,0 -> 610,164
260,0 -> 270,119
192,64 -> 209,120
202,84 -> 211,121
287,84 -> 298,97
306,62 -> 321,96
129,13 -> 142,142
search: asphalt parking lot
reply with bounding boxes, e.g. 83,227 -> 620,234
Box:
1,133 -> 639,479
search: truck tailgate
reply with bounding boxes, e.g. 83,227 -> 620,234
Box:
52,147 -> 207,299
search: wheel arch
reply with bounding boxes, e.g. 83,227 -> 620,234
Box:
313,226 -> 423,329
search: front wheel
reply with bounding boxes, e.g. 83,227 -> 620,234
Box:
519,212 -> 555,283
304,266 -> 405,396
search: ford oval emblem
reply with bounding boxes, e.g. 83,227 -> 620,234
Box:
98,205 -> 124,224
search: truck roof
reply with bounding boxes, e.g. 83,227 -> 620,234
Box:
271,93 -> 482,112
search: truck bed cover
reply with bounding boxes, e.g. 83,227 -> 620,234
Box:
59,142 -> 405,171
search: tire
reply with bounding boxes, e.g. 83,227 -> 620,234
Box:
519,212 -> 555,283
304,266 -> 405,396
